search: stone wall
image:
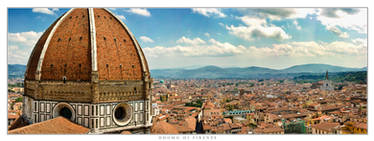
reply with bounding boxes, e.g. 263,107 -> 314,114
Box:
24,80 -> 149,103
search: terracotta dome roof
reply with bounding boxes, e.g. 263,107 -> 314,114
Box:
25,8 -> 149,81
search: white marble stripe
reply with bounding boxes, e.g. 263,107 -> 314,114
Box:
89,8 -> 98,72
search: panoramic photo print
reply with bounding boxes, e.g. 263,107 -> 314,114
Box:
7,8 -> 367,134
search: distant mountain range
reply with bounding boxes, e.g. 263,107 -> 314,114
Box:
8,64 -> 26,79
151,64 -> 367,79
8,64 -> 367,79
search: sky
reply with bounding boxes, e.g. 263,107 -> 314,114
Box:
8,8 -> 367,70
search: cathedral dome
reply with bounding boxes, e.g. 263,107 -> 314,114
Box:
25,8 -> 149,81
22,8 -> 152,133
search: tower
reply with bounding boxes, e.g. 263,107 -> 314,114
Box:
22,8 -> 152,133
320,70 -> 333,91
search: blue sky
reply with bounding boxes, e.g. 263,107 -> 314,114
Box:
8,8 -> 367,69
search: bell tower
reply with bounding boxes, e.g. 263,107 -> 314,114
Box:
320,70 -> 333,91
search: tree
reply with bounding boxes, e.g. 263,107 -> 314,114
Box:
15,97 -> 23,102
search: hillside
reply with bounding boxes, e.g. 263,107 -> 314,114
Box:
8,64 -> 367,80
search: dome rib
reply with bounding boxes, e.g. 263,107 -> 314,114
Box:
88,8 -> 98,72
35,8 -> 74,81
103,8 -> 149,76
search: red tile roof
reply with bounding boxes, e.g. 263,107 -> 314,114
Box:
151,121 -> 179,134
353,122 -> 367,130
312,122 -> 340,132
120,131 -> 132,134
8,117 -> 89,134
8,113 -> 19,120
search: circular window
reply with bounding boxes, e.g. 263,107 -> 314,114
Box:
53,102 -> 75,121
112,103 -> 132,126
115,107 -> 126,120
59,107 -> 72,119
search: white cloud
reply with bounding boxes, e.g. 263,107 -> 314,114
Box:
8,31 -> 43,47
139,36 -> 154,43
320,8 -> 360,18
192,8 -> 226,18
143,36 -> 366,69
8,45 -> 30,64
218,22 -> 225,27
125,8 -> 151,17
145,38 -> 245,58
117,15 -> 126,21
8,31 -> 43,64
204,33 -> 210,37
226,16 -> 291,41
32,8 -> 59,15
293,20 -> 301,30
326,26 -> 349,38
261,41 -> 366,57
176,36 -> 206,45
316,8 -> 367,34
352,38 -> 367,45
238,8 -> 318,20
145,37 -> 366,58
